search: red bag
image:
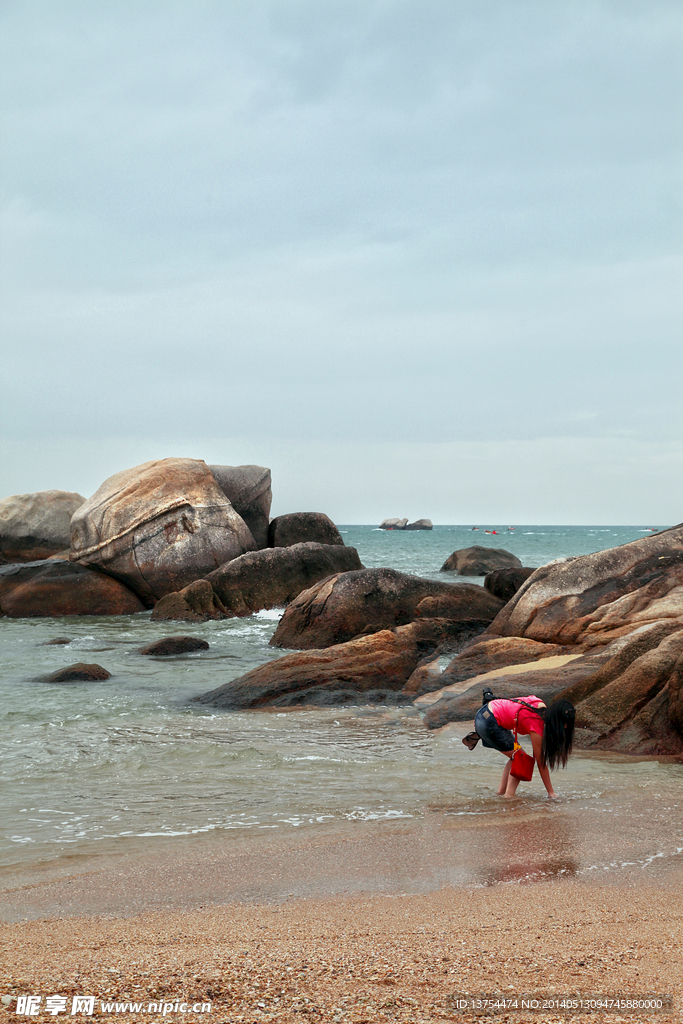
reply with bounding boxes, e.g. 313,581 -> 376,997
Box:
509,710 -> 535,781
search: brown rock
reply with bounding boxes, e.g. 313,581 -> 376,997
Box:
140,636 -> 210,656
484,567 -> 535,603
0,490 -> 86,562
205,542 -> 362,617
0,560 -> 145,617
437,636 -> 568,689
194,619 -> 458,709
402,655 -> 442,696
70,458 -> 256,602
487,524 -> 683,647
440,546 -> 522,575
41,663 -> 111,682
40,637 -> 73,645
268,513 -> 344,548
208,465 -> 272,549
151,580 -> 228,623
405,519 -> 433,531
270,568 -> 503,650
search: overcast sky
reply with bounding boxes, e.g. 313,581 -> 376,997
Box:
1,1 -> 681,523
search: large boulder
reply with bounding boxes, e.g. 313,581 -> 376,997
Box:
204,542 -> 363,616
208,465 -> 271,549
484,567 -> 535,603
379,518 -> 408,530
440,546 -> 522,575
0,560 -> 145,617
150,579 -> 228,622
269,567 -> 504,650
267,513 -> 344,548
0,490 -> 86,562
485,525 -> 683,647
194,619 -> 464,709
70,458 -> 256,603
139,636 -> 209,656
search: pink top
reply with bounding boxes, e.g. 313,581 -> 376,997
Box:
488,696 -> 546,736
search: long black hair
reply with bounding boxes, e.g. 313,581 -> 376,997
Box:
541,699 -> 576,770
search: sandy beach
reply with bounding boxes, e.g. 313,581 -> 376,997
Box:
2,820 -> 681,1024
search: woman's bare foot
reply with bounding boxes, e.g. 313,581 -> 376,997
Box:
462,732 -> 480,750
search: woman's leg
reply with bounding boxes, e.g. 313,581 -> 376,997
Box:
498,754 -> 513,795
504,772 -> 521,798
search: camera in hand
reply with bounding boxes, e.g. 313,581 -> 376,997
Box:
482,688 -> 495,704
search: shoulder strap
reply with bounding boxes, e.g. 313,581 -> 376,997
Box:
509,698 -> 546,717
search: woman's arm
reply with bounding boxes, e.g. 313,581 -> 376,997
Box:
530,731 -> 557,798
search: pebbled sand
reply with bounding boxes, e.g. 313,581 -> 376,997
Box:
2,871 -> 681,1023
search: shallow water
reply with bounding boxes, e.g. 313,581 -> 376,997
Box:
1,524 -> 680,887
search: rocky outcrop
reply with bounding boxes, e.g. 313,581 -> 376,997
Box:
0,490 -> 86,562
484,524 -> 683,647
41,663 -> 111,682
208,465 -> 272,549
70,458 -> 256,603
422,636 -> 568,691
204,542 -> 362,616
267,513 -> 344,548
379,518 -> 408,530
420,648 -> 612,730
405,519 -> 433,531
484,567 -> 535,603
151,579 -> 228,622
440,546 -> 522,575
139,636 -> 209,656
270,568 -> 504,650
0,560 -> 145,617
194,619 -> 464,709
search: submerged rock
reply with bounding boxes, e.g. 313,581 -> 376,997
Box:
204,542 -> 362,617
270,567 -> 503,650
208,464 -> 272,549
70,458 -> 256,603
267,513 -> 344,548
0,490 -> 86,562
0,560 -> 145,617
41,663 -> 111,682
441,546 -> 522,575
140,636 -> 210,656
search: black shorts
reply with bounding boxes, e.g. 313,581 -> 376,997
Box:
474,705 -> 514,753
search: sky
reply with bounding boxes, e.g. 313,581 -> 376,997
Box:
1,0 -> 681,523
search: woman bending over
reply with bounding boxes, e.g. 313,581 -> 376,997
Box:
463,694 -> 576,799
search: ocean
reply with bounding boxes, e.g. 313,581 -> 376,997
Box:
2,524 -> 682,893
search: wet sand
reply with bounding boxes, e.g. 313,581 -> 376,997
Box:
2,814 -> 682,1023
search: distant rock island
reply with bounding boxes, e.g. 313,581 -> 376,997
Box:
379,518 -> 433,531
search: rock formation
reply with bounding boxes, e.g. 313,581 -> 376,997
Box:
379,518 -> 408,530
194,618 -> 466,709
203,542 -> 363,616
208,465 -> 272,549
440,546 -> 522,575
270,567 -> 504,650
0,560 -> 145,617
267,513 -> 344,548
0,490 -> 86,562
405,519 -> 433,531
70,458 -> 256,603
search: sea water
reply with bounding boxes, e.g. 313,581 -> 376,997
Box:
2,525 -> 681,887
